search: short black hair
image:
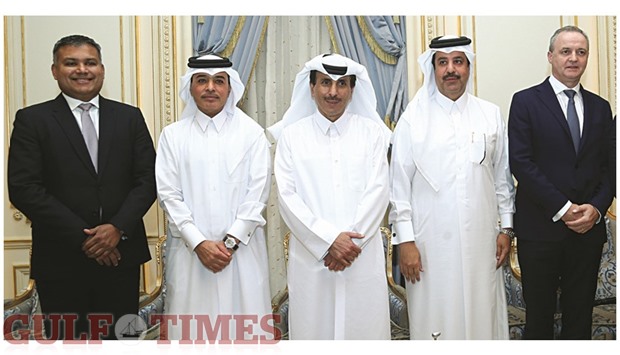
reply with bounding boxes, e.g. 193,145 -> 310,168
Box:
309,70 -> 356,88
53,35 -> 102,64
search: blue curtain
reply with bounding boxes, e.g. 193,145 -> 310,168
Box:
192,16 -> 267,92
326,16 -> 408,128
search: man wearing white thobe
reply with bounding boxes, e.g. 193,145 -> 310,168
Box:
269,53 -> 392,340
389,36 -> 515,340
156,55 -> 272,341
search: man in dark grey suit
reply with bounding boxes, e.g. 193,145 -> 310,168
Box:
508,26 -> 614,340
8,34 -> 156,340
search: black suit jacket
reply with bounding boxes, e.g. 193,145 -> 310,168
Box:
8,94 -> 156,280
508,78 -> 614,243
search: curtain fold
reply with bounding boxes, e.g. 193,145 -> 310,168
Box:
193,16 -> 268,102
326,16 -> 408,128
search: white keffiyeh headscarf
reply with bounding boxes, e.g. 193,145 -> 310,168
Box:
178,54 -> 246,120
267,53 -> 391,142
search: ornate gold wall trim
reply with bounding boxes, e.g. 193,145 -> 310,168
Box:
613,16 -> 616,111
135,16 -> 142,108
162,16 -> 174,127
20,16 -> 26,108
4,238 -> 32,249
12,264 -> 30,298
119,17 -> 126,103
356,16 -> 398,65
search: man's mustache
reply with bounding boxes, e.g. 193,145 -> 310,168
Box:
442,73 -> 461,80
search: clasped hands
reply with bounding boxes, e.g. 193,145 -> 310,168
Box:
194,237 -> 236,273
562,203 -> 599,234
82,223 -> 122,267
323,232 -> 364,272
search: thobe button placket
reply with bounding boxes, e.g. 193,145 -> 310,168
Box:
329,124 -> 343,190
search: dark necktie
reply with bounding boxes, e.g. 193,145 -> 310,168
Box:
79,103 -> 98,171
563,89 -> 581,153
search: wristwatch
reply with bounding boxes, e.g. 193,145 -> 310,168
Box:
499,228 -> 517,239
223,235 -> 239,251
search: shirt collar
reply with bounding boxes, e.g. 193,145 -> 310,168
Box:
63,94 -> 100,111
194,109 -> 228,132
549,75 -> 582,96
314,111 -> 351,136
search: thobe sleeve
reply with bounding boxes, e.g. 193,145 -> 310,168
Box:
155,127 -> 206,252
491,110 -> 515,228
388,116 -> 417,244
349,128 -> 390,249
274,130 -> 341,261
226,134 -> 271,245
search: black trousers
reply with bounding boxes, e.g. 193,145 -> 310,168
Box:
517,235 -> 604,340
36,266 -> 140,340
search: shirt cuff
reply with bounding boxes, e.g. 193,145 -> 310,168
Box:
499,213 -> 513,229
392,220 -> 415,244
313,220 -> 342,261
180,223 -> 207,253
227,219 -> 258,245
553,200 -> 572,222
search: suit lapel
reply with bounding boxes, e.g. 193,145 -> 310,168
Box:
97,97 -> 115,175
537,79 -> 576,153
51,95 -> 98,176
578,88 -> 596,158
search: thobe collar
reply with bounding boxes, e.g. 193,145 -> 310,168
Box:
434,91 -> 468,115
194,109 -> 228,133
313,110 -> 351,136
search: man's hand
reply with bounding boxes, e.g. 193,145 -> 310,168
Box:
82,224 -> 121,259
399,242 -> 423,283
95,248 -> 122,267
324,232 -> 364,271
323,254 -> 348,272
564,203 -> 599,234
496,233 -> 511,268
194,240 -> 232,273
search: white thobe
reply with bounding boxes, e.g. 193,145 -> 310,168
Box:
156,109 -> 272,341
389,93 -> 515,340
274,111 -> 391,340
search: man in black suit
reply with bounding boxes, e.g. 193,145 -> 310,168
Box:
508,26 -> 614,340
8,34 -> 156,340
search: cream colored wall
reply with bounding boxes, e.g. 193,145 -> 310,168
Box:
3,15 -> 616,300
405,16 -> 616,117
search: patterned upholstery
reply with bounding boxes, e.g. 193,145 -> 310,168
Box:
3,283 -> 43,340
3,237 -> 167,340
505,216 -> 616,340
